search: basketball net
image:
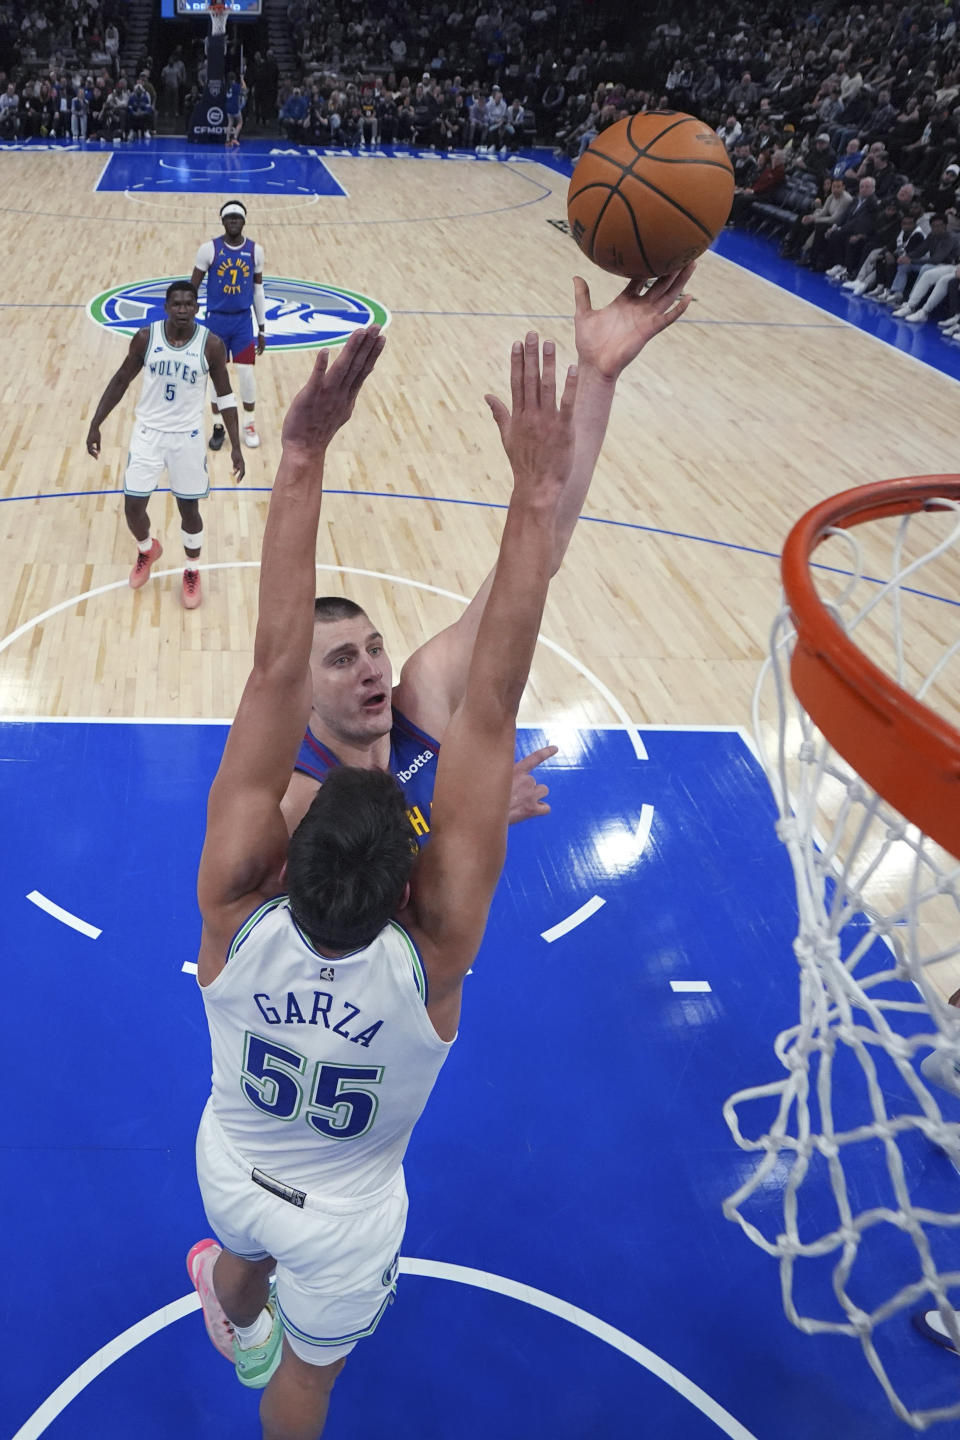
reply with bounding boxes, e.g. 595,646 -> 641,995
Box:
723,477 -> 960,1429
208,1 -> 228,37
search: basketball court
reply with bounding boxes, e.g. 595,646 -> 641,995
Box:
4,96 -> 960,1440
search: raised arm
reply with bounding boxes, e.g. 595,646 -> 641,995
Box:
196,327 -> 385,982
393,266 -> 695,739
402,335 -> 578,1038
85,328 -> 149,457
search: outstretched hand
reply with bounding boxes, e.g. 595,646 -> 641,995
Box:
484,332 -> 579,493
281,325 -> 385,457
508,744 -> 558,823
573,263 -> 696,381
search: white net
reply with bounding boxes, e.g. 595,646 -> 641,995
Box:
724,491 -> 960,1429
208,3 -> 229,35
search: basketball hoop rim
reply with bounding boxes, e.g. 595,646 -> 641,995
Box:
780,475 -> 960,860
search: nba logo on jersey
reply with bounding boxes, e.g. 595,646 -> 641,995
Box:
89,276 -> 391,351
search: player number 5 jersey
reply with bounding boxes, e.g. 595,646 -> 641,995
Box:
134,320 -> 209,432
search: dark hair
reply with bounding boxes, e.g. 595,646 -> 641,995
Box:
166,280 -> 198,303
931,212 -> 949,224
286,767 -> 417,952
314,595 -> 367,623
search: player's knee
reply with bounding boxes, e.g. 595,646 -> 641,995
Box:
237,364 -> 257,405
124,494 -> 149,519
279,1342 -> 346,1395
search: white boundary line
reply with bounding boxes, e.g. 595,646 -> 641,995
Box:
11,1258 -> 758,1440
710,248 -> 960,388
0,562 -> 648,760
26,890 -> 101,939
541,895 -> 605,942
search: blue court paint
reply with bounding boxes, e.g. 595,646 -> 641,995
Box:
95,147 -> 347,196
3,720 -> 959,1439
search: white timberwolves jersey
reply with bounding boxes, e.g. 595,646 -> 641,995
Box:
201,897 -> 453,1198
135,320 -> 209,431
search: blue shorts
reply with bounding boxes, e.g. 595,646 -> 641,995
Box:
205,309 -> 255,364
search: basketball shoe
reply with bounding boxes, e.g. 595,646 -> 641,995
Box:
129,538 -> 162,589
209,422 -> 226,451
186,1239 -> 235,1361
243,421 -> 261,448
234,1295 -> 282,1389
182,568 -> 202,609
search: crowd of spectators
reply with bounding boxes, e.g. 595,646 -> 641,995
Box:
7,0 -> 960,334
635,0 -> 960,336
0,0 -> 156,141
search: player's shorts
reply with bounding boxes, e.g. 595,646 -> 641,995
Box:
195,1101 -> 407,1365
124,422 -> 209,499
205,309 -> 256,365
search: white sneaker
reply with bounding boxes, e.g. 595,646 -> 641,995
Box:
938,316 -> 959,329
243,421 -> 260,448
841,278 -> 858,290
905,309 -> 928,323
892,304 -> 912,317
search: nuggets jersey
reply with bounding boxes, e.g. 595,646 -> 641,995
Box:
134,320 -> 209,431
294,708 -> 440,847
202,897 -> 452,1197
207,236 -> 256,315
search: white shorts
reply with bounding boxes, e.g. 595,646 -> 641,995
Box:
195,1101 -> 407,1365
124,422 -> 209,500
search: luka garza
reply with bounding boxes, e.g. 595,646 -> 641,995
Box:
253,989 -> 384,1047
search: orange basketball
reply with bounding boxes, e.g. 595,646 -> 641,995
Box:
567,112 -> 735,279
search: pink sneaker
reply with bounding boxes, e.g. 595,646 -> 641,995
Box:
186,1238 -> 235,1361
129,538 -> 162,589
181,568 -> 202,609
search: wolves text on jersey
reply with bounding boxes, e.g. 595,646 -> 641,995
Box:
254,989 -> 384,1047
146,358 -> 200,383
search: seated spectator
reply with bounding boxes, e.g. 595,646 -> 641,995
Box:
280,86 -> 309,141
795,131 -> 837,184
716,113 -> 742,151
731,137 -> 758,191
501,97 -> 526,153
729,147 -> 788,226
824,175 -> 881,278
842,196 -> 911,294
884,211 -> 960,304
833,137 -> 866,183
126,81 -> 153,140
485,84 -> 507,146
0,82 -> 20,139
466,90 -> 487,148
793,176 -> 854,267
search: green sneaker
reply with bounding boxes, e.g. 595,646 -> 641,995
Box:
234,1297 -> 282,1390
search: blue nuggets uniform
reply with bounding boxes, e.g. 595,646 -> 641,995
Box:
294,709 -> 440,846
201,236 -> 258,362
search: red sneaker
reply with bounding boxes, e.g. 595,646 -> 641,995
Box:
129,538 -> 162,589
186,1239 -> 235,1361
182,568 -> 202,609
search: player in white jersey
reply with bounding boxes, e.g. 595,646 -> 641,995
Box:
86,280 -> 244,609
185,315 -> 624,1437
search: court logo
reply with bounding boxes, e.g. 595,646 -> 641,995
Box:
87,276 -> 390,351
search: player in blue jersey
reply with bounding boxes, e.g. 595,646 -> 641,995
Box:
225,72 -> 247,147
280,265 -> 697,839
191,199 -> 266,451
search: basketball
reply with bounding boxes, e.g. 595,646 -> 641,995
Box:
567,112 -> 735,279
